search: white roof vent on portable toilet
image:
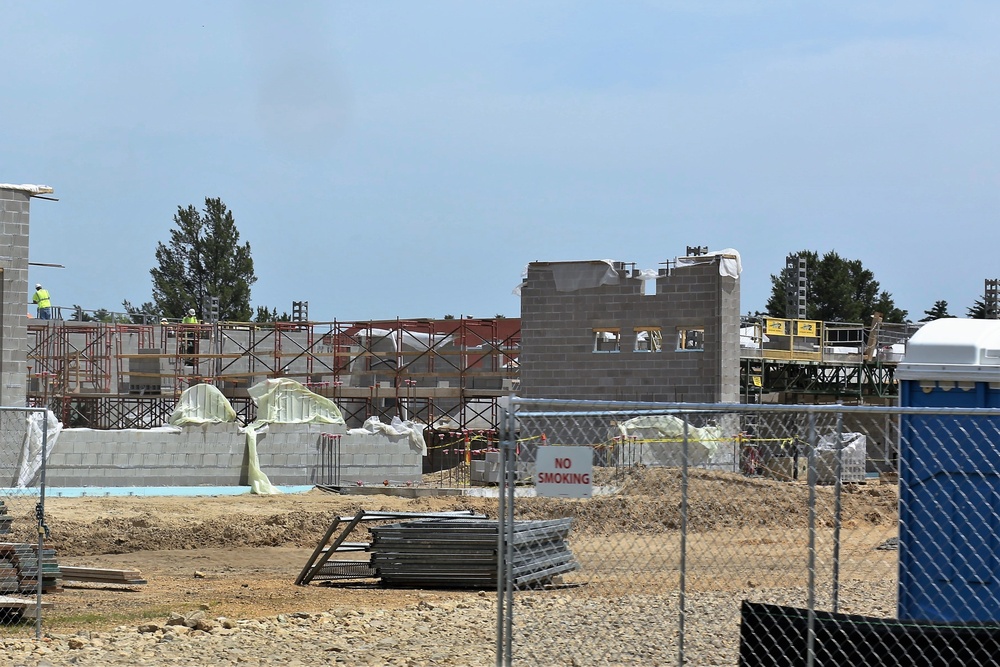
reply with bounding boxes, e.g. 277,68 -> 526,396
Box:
896,318 -> 1000,382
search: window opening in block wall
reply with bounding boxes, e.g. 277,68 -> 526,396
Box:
634,327 -> 662,352
676,326 -> 704,351
593,328 -> 621,353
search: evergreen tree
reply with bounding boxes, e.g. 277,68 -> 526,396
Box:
968,296 -> 992,319
766,250 -> 907,323
149,198 -> 256,321
253,306 -> 291,323
920,300 -> 952,322
121,299 -> 159,324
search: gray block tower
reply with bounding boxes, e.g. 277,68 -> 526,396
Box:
0,184 -> 51,408
519,252 -> 741,404
1,183 -> 51,486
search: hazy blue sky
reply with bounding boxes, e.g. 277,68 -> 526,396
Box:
3,1 -> 999,321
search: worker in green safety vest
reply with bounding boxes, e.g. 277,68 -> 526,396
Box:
182,308 -> 199,360
32,284 -> 52,320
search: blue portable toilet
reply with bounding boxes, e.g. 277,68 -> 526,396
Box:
896,318 -> 1000,622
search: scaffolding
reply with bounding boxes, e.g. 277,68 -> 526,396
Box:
28,322 -> 113,400
28,315 -> 911,429
28,318 -> 521,431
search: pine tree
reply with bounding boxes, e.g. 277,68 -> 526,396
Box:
920,300 -> 952,322
149,198 -> 256,321
967,297 -> 991,319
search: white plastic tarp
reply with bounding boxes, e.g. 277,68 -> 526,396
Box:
551,260 -> 621,292
817,432 -> 866,455
616,414 -> 732,468
168,383 -> 237,425
17,410 -> 63,488
676,248 -> 742,279
243,378 -> 347,495
348,416 -> 428,455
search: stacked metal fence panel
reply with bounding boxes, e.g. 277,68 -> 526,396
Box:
371,518 -> 577,588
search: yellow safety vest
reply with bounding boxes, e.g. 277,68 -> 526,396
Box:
182,315 -> 198,324
33,289 -> 51,308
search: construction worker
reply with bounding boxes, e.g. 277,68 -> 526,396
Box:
182,308 -> 199,360
32,284 -> 52,320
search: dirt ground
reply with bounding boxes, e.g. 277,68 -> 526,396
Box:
2,469 -> 900,635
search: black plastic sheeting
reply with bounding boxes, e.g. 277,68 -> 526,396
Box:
739,601 -> 1000,667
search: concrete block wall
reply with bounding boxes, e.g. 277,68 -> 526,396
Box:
0,187 -> 30,410
41,423 -> 423,488
45,425 -> 246,488
0,188 -> 33,482
520,258 -> 741,404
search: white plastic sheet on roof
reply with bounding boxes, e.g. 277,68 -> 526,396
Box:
675,248 -> 742,279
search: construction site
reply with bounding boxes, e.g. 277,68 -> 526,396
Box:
4,190 -> 994,666
24,260 -> 915,433
3,184 -> 928,490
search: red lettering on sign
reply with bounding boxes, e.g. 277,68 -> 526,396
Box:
555,458 -> 571,469
537,472 -> 591,485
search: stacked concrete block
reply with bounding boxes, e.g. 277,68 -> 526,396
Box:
520,257 -> 740,405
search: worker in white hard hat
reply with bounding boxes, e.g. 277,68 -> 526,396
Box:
31,283 -> 52,320
182,309 -> 198,324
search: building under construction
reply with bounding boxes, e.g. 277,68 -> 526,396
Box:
6,184 -> 917,438
27,257 -> 915,433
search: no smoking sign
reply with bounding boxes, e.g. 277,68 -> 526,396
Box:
535,446 -> 593,498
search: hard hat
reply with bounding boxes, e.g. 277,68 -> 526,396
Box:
35,283 -> 42,289
160,318 -> 168,325
188,309 -> 195,315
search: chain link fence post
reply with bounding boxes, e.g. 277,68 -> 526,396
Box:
0,406 -> 50,636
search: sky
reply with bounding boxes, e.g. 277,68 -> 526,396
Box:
3,1 -> 1000,322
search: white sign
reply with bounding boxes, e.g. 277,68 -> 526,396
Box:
535,446 -> 593,498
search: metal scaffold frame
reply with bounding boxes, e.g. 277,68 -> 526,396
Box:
27,318 -> 521,432
28,322 -> 113,399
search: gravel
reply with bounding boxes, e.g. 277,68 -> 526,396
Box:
2,580 -> 897,666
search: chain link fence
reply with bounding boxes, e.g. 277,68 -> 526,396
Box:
492,399 -> 1000,666
0,406 -> 52,637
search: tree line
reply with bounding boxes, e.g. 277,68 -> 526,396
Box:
766,249 -> 994,324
